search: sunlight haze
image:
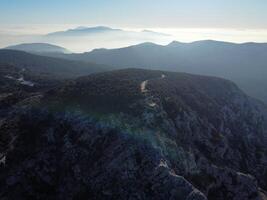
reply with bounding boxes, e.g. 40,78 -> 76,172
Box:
1,0 -> 267,52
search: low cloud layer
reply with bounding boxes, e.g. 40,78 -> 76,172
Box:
1,25 -> 267,53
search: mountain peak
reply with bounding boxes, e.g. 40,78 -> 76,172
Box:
47,26 -> 122,36
133,42 -> 160,47
167,41 -> 185,47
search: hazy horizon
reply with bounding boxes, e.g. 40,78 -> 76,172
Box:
1,0 -> 267,52
1,25 -> 267,52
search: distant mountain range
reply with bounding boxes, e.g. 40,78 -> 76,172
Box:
0,26 -> 173,52
3,40 -> 267,104
46,26 -> 122,37
5,43 -> 71,54
47,40 -> 267,103
46,26 -> 171,37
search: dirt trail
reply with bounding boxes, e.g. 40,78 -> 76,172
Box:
140,74 -> 166,107
140,74 -> 166,93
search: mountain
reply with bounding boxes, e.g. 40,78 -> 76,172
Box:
53,40 -> 267,103
46,26 -> 171,38
5,43 -> 71,54
0,68 -> 266,199
46,26 -> 122,37
0,50 -> 113,79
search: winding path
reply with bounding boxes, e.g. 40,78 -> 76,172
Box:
5,75 -> 35,87
140,74 -> 166,93
141,80 -> 148,93
140,74 -> 166,107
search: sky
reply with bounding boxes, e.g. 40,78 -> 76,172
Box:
0,0 -> 267,51
1,0 -> 267,28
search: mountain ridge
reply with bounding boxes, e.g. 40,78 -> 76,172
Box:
48,40 -> 267,103
46,26 -> 172,38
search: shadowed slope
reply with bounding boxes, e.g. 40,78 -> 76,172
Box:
0,69 -> 266,200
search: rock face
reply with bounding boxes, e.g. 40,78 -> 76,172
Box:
0,69 -> 267,200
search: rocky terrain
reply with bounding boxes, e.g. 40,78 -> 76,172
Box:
0,68 -> 267,200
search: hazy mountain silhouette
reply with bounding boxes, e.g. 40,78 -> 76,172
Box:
52,40 -> 267,103
5,43 -> 71,54
46,26 -> 122,37
46,26 -> 172,38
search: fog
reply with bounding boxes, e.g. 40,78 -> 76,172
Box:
43,31 -> 173,53
0,27 -> 174,53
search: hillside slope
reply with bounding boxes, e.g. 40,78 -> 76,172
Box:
0,69 -> 266,200
0,50 -> 112,79
0,63 -> 61,93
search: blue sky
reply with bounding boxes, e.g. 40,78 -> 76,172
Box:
1,0 -> 267,29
